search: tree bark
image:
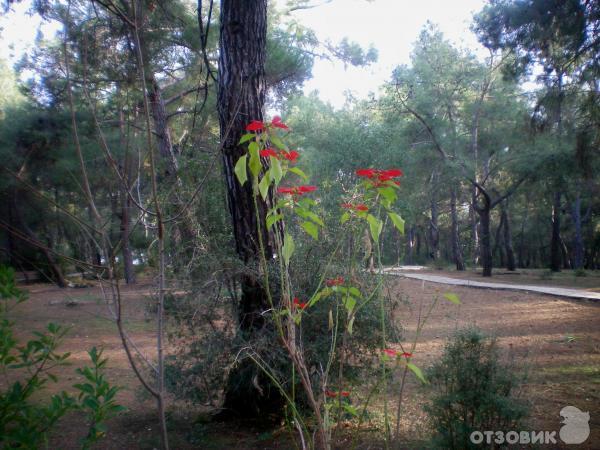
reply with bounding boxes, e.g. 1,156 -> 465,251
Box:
450,187 -> 465,270
550,191 -> 562,272
121,169 -> 136,284
470,193 -> 480,266
493,212 -> 505,267
478,204 -> 493,277
217,0 -> 282,419
571,194 -> 585,269
428,170 -> 440,260
501,202 -> 516,271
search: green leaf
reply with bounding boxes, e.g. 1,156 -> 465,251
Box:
266,213 -> 283,230
366,214 -> 383,243
258,175 -> 270,200
443,292 -> 461,305
343,296 -> 356,314
306,211 -> 324,227
340,211 -> 350,224
407,363 -> 427,384
308,291 -> 323,308
344,404 -> 359,416
388,211 -> 405,235
378,187 -> 397,204
248,142 -> 262,177
271,157 -> 283,184
270,133 -> 287,150
348,287 -> 362,298
289,167 -> 309,181
239,133 -> 254,144
234,155 -> 248,186
282,234 -> 295,266
301,221 -> 319,240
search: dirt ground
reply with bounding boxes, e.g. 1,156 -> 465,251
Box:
5,276 -> 600,449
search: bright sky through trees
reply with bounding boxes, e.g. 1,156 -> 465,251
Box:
283,0 -> 487,108
2,0 -> 486,108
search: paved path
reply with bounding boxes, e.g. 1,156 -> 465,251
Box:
383,269 -> 600,301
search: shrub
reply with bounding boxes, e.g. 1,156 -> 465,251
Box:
0,266 -> 124,448
424,327 -> 528,449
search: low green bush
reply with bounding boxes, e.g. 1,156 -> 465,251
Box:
424,327 -> 528,449
0,266 -> 125,448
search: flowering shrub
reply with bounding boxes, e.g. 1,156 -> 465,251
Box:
232,117 -> 442,449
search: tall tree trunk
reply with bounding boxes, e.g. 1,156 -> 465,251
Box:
148,76 -> 179,175
428,170 -> 440,260
560,236 -> 572,269
217,0 -> 282,419
571,194 -> 585,269
119,108 -> 136,284
450,187 -> 465,270
501,202 -> 516,271
470,194 -> 480,266
517,202 -> 529,268
550,191 -> 562,272
120,189 -> 136,284
479,205 -> 493,277
493,212 -> 505,267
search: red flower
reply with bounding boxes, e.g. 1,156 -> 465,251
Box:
341,203 -> 368,212
298,185 -> 317,193
357,168 -> 403,186
326,276 -> 345,287
380,169 -> 403,178
260,148 -> 279,158
280,150 -> 299,162
325,390 -> 338,398
401,352 -> 413,358
383,348 -> 397,357
340,391 -> 350,397
278,185 -> 317,197
293,297 -> 307,309
271,116 -> 289,130
356,168 -> 376,178
246,120 -> 264,132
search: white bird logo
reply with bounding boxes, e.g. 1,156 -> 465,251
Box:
560,406 -> 590,444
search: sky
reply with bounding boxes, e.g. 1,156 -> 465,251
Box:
285,0 -> 488,108
0,0 -> 488,108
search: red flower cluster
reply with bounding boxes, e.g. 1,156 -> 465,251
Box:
382,348 -> 413,358
325,390 -> 350,398
356,168 -> 403,187
326,276 -> 345,287
271,116 -> 289,130
245,117 -> 290,132
259,148 -> 300,162
341,203 -> 369,212
293,297 -> 307,309
246,120 -> 264,132
280,150 -> 299,162
277,185 -> 317,196
260,148 -> 278,158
